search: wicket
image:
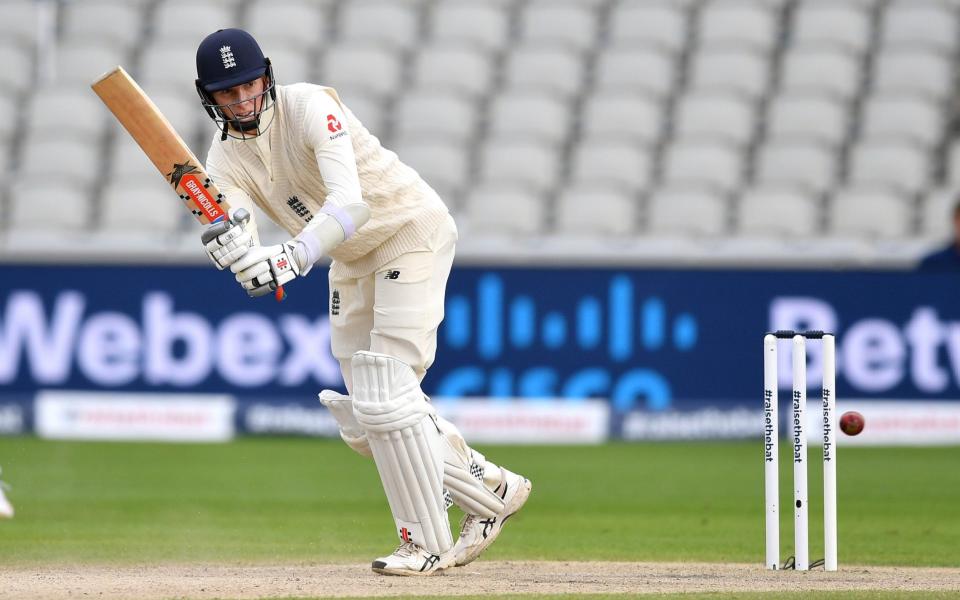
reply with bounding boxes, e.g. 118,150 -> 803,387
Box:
763,330 -> 837,571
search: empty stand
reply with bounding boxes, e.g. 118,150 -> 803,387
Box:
609,2 -> 688,53
647,185 -> 729,236
738,185 -> 821,237
556,186 -> 637,237
413,44 -> 494,97
570,139 -> 652,192
831,186 -> 913,238
478,138 -> 560,192
464,184 -> 546,236
662,138 -> 744,192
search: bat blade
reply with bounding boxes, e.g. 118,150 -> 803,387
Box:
91,66 -> 228,225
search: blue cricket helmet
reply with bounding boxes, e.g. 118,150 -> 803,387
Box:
195,28 -> 277,140
196,28 -> 268,92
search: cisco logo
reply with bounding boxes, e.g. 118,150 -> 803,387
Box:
437,274 -> 699,412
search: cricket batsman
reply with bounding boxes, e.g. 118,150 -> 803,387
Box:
193,29 -> 531,576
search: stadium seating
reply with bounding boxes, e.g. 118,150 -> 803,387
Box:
0,0 -> 957,265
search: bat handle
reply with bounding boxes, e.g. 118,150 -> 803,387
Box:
275,286 -> 287,302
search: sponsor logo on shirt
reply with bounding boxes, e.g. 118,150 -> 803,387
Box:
327,114 -> 348,140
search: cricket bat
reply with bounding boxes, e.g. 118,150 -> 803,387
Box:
91,66 -> 285,300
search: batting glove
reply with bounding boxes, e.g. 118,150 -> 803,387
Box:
229,241 -> 306,297
201,208 -> 254,270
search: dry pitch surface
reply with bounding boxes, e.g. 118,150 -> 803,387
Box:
4,561 -> 960,599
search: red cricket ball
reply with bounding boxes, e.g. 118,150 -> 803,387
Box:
840,411 -> 865,436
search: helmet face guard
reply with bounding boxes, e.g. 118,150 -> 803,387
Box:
196,59 -> 277,140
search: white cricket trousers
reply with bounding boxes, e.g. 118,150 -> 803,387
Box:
328,213 -> 507,494
329,213 -> 457,392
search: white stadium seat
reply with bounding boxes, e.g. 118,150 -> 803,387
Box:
62,0 -> 143,48
673,92 -> 756,147
25,85 -> 107,139
662,139 -> 744,192
848,140 -> 930,194
581,92 -> 663,144
595,47 -> 675,96
647,185 -> 729,236
53,39 -> 125,87
781,47 -> 862,99
860,95 -> 943,147
321,44 -> 401,98
390,137 -> 470,199
431,2 -> 509,50
766,94 -> 850,147
341,94 -> 386,136
609,2 -> 688,53
339,1 -> 421,50
137,42 -> 201,92
830,186 -> 912,238
697,2 -> 779,52
478,138 -> 560,191
153,1 -> 237,42
881,2 -> 957,53
464,184 -> 546,236
393,90 -> 478,141
755,139 -> 837,193
570,139 -> 652,191
262,44 -> 313,85
520,2 -> 598,51
245,0 -> 327,50
947,141 -> 960,185
791,3 -> 872,54
9,177 -> 91,231
687,46 -> 771,98
18,135 -> 98,188
488,92 -> 569,144
738,185 -> 821,237
0,41 -> 34,95
921,188 -> 958,239
0,1 -> 40,45
109,136 -> 159,179
873,48 -> 953,99
556,186 -> 637,237
413,44 -> 494,97
0,93 -> 18,142
502,46 -> 584,97
139,85 -> 204,145
100,178 -> 183,234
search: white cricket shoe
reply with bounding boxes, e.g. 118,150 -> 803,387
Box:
0,469 -> 13,519
453,469 -> 531,567
371,542 -> 452,576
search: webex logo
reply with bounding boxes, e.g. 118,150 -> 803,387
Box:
0,291 -> 341,389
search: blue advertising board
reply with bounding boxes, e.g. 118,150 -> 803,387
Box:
0,265 -> 958,418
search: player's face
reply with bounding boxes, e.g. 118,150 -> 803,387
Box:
210,77 -> 266,122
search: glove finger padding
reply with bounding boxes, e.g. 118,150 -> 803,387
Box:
231,242 -> 303,298
202,210 -> 253,270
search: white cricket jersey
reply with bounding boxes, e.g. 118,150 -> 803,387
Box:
204,83 -> 449,278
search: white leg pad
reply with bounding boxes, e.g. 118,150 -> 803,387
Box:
434,416 -> 505,518
318,390 -> 371,458
351,351 -> 453,556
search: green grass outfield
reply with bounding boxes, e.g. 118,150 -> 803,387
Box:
0,437 -> 957,568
